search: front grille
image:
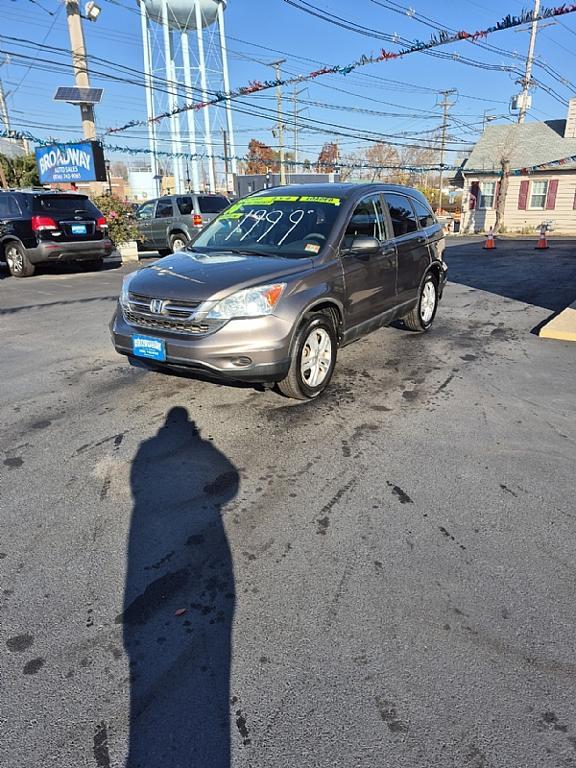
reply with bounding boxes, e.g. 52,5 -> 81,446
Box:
123,309 -> 210,335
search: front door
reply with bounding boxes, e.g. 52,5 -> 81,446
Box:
150,197 -> 175,249
383,192 -> 430,304
340,193 -> 397,330
135,200 -> 157,250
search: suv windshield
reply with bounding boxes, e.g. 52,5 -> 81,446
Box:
34,195 -> 100,217
192,193 -> 342,257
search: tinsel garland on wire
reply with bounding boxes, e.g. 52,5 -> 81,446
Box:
104,4 -> 576,136
0,129 -> 456,173
4,129 -> 576,175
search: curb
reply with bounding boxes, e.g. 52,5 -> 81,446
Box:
539,301 -> 576,342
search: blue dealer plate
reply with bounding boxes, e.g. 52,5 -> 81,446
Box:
71,223 -> 87,235
132,335 -> 166,362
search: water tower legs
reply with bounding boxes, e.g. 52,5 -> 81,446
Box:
217,1 -> 237,180
161,0 -> 183,193
181,31 -> 200,193
195,0 -> 216,193
139,1 -> 160,195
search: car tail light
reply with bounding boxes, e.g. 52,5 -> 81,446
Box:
31,215 -> 58,231
97,216 -> 108,229
193,214 -> 203,227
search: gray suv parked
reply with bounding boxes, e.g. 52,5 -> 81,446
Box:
112,184 -> 447,400
134,193 -> 229,255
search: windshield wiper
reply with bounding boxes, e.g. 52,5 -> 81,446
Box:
210,247 -> 276,258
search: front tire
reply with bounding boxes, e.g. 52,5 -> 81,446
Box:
402,273 -> 438,332
170,234 -> 189,252
277,314 -> 337,400
5,242 -> 35,277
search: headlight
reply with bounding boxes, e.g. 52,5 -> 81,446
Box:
120,272 -> 137,308
204,283 -> 286,320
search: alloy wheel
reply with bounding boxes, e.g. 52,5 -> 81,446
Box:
300,327 -> 332,388
420,280 -> 436,324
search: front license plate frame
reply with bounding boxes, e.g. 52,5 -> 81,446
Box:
132,335 -> 166,362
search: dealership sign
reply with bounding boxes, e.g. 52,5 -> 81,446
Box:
35,141 -> 107,184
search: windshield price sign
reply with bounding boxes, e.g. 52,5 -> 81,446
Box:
35,141 -> 107,184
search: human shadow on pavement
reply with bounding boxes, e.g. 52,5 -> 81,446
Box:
117,407 -> 238,767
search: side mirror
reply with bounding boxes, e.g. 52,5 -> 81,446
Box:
346,235 -> 380,254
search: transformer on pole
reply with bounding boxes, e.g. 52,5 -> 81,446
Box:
137,0 -> 237,195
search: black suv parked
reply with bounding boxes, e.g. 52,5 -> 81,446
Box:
0,190 -> 113,277
134,193 -> 229,255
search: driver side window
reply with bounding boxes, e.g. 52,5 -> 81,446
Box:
137,201 -> 155,220
344,195 -> 386,248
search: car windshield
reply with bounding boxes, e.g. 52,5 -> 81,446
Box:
191,193 -> 343,257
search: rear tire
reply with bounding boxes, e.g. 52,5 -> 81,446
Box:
5,242 -> 35,278
277,314 -> 337,400
158,248 -> 171,257
402,273 -> 438,332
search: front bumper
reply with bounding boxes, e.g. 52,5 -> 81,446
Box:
27,238 -> 114,264
110,305 -> 293,383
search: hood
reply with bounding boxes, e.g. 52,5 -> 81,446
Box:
129,250 -> 313,302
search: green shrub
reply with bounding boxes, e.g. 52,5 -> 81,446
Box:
92,194 -> 141,247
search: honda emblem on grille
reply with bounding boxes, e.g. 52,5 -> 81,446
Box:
150,299 -> 164,314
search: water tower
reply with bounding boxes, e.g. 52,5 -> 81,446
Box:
138,0 -> 237,194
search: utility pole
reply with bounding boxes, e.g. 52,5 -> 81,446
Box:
292,86 -> 305,175
222,129 -> 230,186
436,89 -> 457,214
0,80 -> 11,133
65,0 -> 96,139
518,0 -> 540,123
269,59 -> 286,185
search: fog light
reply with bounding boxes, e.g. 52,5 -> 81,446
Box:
231,356 -> 252,367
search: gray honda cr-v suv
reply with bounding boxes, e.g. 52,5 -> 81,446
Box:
111,183 -> 447,399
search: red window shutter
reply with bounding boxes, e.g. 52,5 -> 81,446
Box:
518,179 -> 529,210
469,181 -> 479,210
545,179 -> 558,210
494,181 -> 500,210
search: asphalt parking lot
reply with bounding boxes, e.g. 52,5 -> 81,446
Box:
1,239 -> 576,768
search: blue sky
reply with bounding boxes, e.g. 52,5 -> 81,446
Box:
2,0 -> 576,169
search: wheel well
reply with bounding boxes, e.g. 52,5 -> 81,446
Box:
427,262 -> 442,285
170,230 -> 188,241
304,302 -> 343,340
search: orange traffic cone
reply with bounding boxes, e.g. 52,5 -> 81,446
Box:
535,226 -> 549,250
483,228 -> 496,249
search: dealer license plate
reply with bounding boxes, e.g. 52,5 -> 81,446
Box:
132,335 -> 166,362
71,224 -> 87,235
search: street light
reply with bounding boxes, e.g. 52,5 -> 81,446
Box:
84,2 -> 101,22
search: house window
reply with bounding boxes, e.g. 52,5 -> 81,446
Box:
479,181 -> 496,209
530,180 -> 548,209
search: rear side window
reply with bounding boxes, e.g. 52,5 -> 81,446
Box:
177,196 -> 193,215
383,193 -> 418,237
0,194 -> 22,217
198,195 -> 229,214
411,198 -> 436,228
34,195 -> 100,216
345,194 -> 387,243
155,198 -> 174,218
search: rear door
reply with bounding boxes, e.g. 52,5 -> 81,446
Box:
0,194 -> 26,243
150,197 -> 175,248
340,193 -> 397,329
382,192 -> 430,304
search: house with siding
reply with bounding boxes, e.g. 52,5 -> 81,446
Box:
461,98 -> 576,234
